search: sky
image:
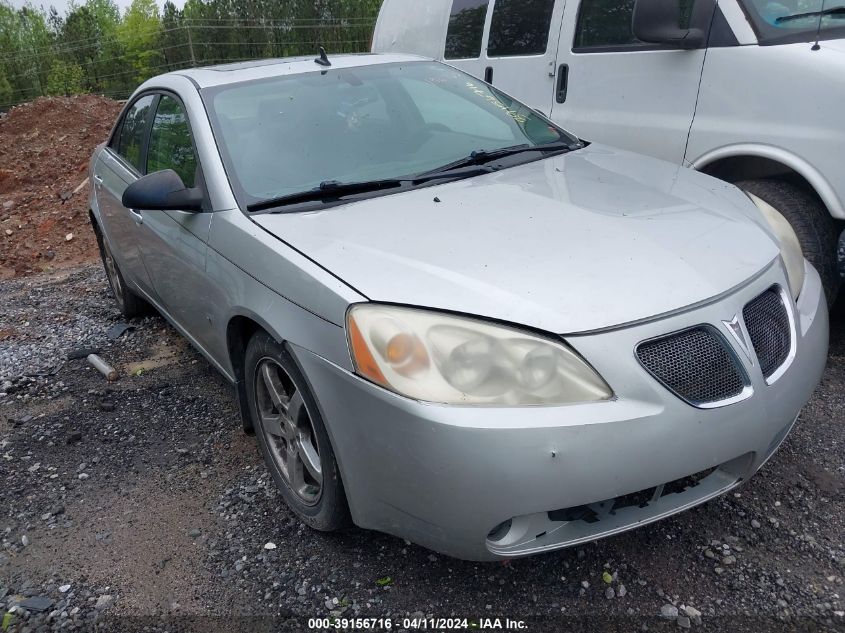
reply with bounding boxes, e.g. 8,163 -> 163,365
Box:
7,0 -> 186,16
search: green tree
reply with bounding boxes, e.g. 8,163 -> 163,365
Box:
46,58 -> 85,95
0,68 -> 12,104
118,0 -> 163,84
0,3 -> 55,103
0,0 -> 384,107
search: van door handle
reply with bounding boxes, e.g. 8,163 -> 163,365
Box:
129,209 -> 143,225
484,66 -> 493,84
93,175 -> 103,186
556,64 -> 569,103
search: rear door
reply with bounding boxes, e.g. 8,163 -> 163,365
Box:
551,0 -> 713,164
95,95 -> 156,294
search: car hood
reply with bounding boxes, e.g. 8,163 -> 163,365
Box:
253,145 -> 780,333
821,39 -> 845,54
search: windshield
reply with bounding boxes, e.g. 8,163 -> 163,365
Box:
203,61 -> 576,209
739,0 -> 845,43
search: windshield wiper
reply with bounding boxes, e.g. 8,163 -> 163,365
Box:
776,5 -> 845,23
247,178 -> 405,212
247,166 -> 496,213
415,140 -> 580,178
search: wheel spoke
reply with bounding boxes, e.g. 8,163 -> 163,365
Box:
261,363 -> 288,411
287,445 -> 305,493
261,412 -> 284,438
298,434 -> 323,485
286,391 -> 305,423
281,413 -> 297,442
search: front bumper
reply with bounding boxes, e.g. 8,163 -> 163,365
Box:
293,260 -> 828,561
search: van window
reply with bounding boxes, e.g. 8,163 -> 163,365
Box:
574,0 -> 694,50
487,0 -> 556,57
445,0 -> 490,59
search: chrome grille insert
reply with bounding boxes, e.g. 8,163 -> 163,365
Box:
743,288 -> 792,380
636,326 -> 748,406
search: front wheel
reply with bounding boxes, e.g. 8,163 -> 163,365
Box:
245,331 -> 350,531
737,179 -> 840,305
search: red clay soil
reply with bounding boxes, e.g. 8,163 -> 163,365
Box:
0,95 -> 123,279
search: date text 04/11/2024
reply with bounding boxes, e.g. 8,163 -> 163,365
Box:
307,617 -> 529,630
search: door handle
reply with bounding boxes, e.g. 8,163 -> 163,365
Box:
129,209 -> 143,225
556,64 -> 569,104
93,174 -> 104,186
484,66 -> 493,84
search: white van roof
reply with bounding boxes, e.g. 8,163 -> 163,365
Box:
372,0 -> 452,59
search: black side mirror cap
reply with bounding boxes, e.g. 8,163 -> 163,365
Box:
632,0 -> 705,49
122,169 -> 205,212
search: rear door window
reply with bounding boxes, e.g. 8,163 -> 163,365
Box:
115,95 -> 155,172
574,0 -> 695,50
445,0 -> 490,59
487,0 -> 557,57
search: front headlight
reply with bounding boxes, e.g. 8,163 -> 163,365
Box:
347,304 -> 613,406
746,192 -> 805,299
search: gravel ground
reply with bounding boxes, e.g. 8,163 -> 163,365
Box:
1,263 -> 843,633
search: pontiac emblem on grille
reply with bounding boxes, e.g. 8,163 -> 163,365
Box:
723,316 -> 753,363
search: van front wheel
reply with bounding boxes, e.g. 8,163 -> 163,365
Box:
738,179 -> 840,306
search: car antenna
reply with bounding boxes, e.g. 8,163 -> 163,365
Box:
811,0 -> 826,50
315,46 -> 331,67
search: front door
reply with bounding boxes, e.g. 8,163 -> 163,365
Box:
551,0 -> 714,165
133,93 -> 215,351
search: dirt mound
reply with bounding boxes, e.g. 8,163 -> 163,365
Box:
0,95 -> 123,279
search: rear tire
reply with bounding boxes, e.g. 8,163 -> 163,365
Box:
93,223 -> 150,319
245,331 -> 350,531
737,179 -> 840,305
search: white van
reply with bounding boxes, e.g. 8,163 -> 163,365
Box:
373,0 -> 845,300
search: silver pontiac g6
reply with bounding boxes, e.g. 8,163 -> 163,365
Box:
89,53 -> 828,560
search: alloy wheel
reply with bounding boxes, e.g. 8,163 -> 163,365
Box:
254,357 -> 323,505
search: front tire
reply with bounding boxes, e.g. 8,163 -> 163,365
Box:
245,331 -> 349,531
738,179 -> 840,305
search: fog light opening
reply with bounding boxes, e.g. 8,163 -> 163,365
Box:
487,519 -> 512,542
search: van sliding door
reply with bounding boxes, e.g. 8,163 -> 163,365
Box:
482,0 -> 567,115
443,0 -> 494,85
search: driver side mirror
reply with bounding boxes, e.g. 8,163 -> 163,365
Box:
122,169 -> 205,212
632,0 -> 705,50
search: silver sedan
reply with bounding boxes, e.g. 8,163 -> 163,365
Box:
88,53 -> 828,561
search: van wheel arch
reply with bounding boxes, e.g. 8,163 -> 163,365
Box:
698,156 -> 842,304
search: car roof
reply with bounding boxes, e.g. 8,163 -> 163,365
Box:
169,53 -> 430,89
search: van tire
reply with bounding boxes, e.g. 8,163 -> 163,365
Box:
737,179 -> 840,305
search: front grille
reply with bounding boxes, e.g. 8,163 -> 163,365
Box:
637,327 -> 746,406
743,288 -> 791,379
